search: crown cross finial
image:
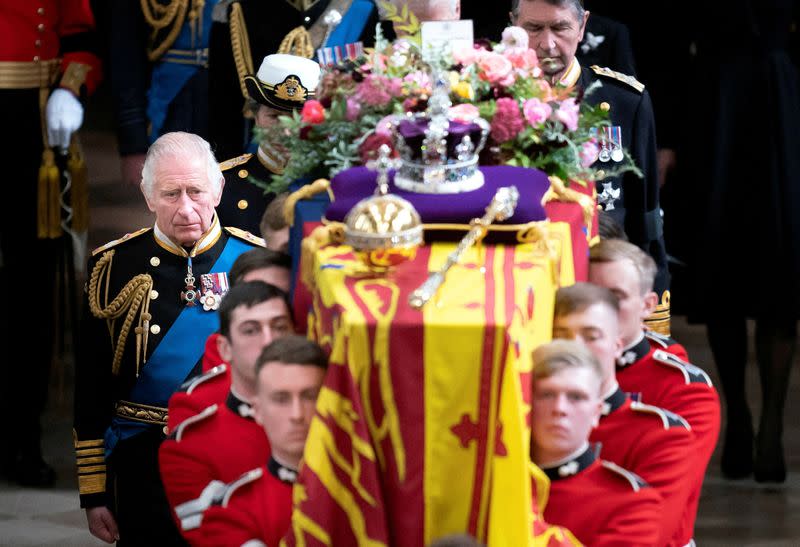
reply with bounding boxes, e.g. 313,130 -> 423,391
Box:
367,144 -> 401,196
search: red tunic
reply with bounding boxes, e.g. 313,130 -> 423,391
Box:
166,360 -> 231,433
617,333 -> 721,543
540,448 -> 662,547
590,389 -> 694,546
202,332 -> 225,372
158,392 -> 270,544
196,461 -> 294,547
0,1 -> 101,93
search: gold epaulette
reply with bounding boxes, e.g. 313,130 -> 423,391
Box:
590,65 -> 645,93
219,153 -> 253,172
224,226 -> 266,247
73,429 -> 106,496
91,227 -> 152,256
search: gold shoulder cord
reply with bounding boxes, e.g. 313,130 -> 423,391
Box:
229,1 -> 254,99
140,0 -> 193,61
279,26 -> 314,58
88,250 -> 154,376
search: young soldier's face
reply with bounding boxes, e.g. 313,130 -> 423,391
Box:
552,303 -> 622,383
530,367 -> 602,464
254,362 -> 325,465
218,298 -> 293,382
241,266 -> 291,293
588,259 -> 650,344
513,0 -> 588,79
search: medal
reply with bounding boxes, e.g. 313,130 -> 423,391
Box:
598,126 -> 611,162
610,126 -> 624,162
199,272 -> 230,311
180,258 -> 198,306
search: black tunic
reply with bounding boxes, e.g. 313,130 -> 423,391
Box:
217,152 -> 278,236
579,65 -> 670,294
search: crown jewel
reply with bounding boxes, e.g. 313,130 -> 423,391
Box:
391,69 -> 489,194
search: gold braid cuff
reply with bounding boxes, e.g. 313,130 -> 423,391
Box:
60,62 -> 92,96
73,430 -> 106,495
88,250 -> 154,376
279,26 -> 314,58
644,290 -> 671,337
229,1 -> 254,100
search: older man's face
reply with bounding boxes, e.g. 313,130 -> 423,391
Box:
513,0 -> 588,79
143,154 -> 222,246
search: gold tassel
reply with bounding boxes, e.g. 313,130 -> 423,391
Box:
37,149 -> 62,239
68,139 -> 89,232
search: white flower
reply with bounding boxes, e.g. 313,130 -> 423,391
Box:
501,26 -> 529,50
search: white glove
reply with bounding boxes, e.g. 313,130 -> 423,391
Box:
46,88 -> 84,151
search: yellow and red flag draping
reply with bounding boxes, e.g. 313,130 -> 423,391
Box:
542,179 -> 598,281
284,230 -> 582,546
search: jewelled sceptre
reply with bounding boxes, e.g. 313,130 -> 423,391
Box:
408,185 -> 519,309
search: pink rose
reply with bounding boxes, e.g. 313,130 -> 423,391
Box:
453,44 -> 487,66
490,97 -> 525,143
522,98 -> 552,127
580,140 -> 600,167
301,100 -> 325,124
375,115 -> 397,137
505,48 -> 539,72
346,98 -> 361,121
553,98 -> 579,131
449,103 -> 480,123
501,26 -> 529,50
403,70 -> 432,93
478,52 -> 514,85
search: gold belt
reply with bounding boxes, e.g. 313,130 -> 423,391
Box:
162,48 -> 209,67
115,400 -> 169,426
0,60 -> 60,89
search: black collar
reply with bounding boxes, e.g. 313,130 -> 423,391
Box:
601,386 -> 628,416
541,446 -> 596,481
268,456 -> 298,484
617,334 -> 650,368
226,390 -> 254,420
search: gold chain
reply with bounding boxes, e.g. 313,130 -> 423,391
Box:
88,250 -> 154,376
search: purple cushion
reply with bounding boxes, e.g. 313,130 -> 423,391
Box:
325,165 -> 550,226
397,119 -> 485,160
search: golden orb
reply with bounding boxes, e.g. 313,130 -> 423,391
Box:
344,193 -> 423,271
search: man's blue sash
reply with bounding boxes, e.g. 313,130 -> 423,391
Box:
105,235 -> 251,455
325,0 -> 375,48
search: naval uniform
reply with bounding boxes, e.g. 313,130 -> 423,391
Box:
590,386 -> 695,546
217,151 -> 281,236
539,445 -> 662,546
0,0 -> 101,484
73,217 -> 263,545
193,458 -> 296,547
616,333 -> 721,543
564,60 -> 670,295
159,391 -> 270,544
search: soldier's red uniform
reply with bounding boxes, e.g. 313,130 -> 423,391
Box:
158,392 -> 270,544
166,362 -> 230,433
590,387 -> 694,546
202,332 -> 225,372
0,0 -> 102,94
540,446 -> 663,546
193,459 -> 295,547
617,333 -> 721,543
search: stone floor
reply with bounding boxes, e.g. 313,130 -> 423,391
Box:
1,127 -> 799,546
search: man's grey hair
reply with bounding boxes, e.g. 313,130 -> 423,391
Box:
141,131 -> 223,198
511,0 -> 585,21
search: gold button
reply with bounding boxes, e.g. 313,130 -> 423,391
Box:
37,23 -> 45,31
238,169 -> 248,179
596,170 -> 606,179
237,200 -> 248,210
150,256 -> 160,267
150,290 -> 159,300
33,55 -> 40,62
600,102 -> 610,112
150,324 -> 161,335
35,39 -> 41,47
37,7 -> 45,15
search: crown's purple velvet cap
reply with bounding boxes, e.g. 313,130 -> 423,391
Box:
397,119 -> 485,160
325,165 -> 550,226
